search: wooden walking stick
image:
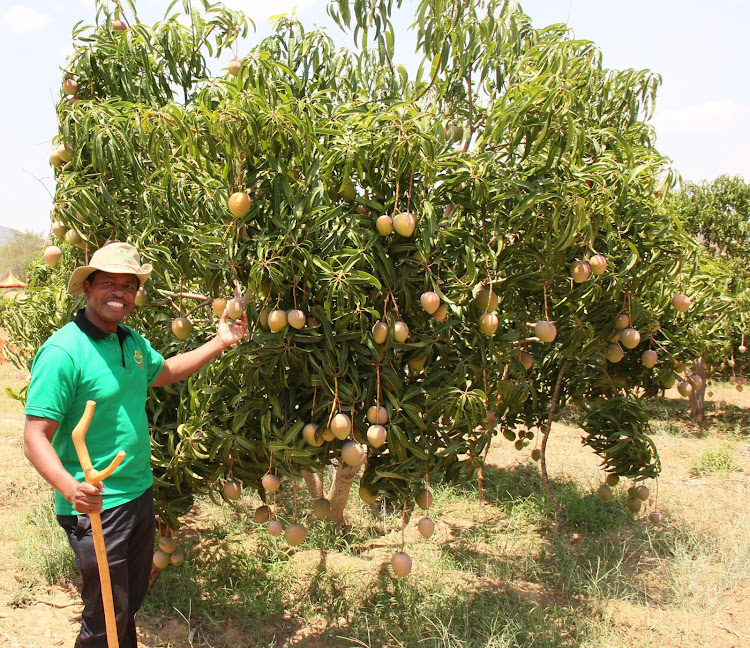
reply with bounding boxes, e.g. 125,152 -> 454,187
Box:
71,400 -> 126,648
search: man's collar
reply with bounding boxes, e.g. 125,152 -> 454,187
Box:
74,309 -> 131,344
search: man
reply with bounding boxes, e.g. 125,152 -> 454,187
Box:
23,241 -> 247,647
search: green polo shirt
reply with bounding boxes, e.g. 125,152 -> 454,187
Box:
25,310 -> 164,515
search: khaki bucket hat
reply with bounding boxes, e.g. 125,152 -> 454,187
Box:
68,242 -> 153,295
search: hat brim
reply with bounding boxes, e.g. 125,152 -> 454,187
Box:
68,264 -> 153,295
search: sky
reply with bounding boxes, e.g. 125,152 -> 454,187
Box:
1,0 -> 749,236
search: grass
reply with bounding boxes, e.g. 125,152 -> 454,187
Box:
128,463 -> 750,647
646,505 -> 750,611
9,491 -> 76,609
690,445 -> 743,476
710,403 -> 750,436
13,467 -> 749,647
21,498 -> 76,585
651,420 -> 689,437
643,396 -> 692,423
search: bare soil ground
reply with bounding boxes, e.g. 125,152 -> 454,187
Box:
487,402 -> 750,648
0,359 -> 748,647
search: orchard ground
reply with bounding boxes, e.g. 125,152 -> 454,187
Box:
0,358 -> 748,647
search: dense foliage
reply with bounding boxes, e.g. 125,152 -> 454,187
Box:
3,0 -> 695,526
670,176 -> 750,373
664,175 -> 750,420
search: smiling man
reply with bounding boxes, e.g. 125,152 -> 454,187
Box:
22,241 -> 247,648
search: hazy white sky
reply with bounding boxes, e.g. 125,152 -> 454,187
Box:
1,0 -> 748,235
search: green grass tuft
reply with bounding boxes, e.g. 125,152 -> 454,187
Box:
690,445 -> 743,476
15,495 -> 75,587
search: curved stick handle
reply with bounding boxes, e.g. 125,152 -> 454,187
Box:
70,400 -> 123,648
71,401 -> 126,485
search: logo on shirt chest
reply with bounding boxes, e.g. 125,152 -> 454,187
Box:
133,349 -> 144,369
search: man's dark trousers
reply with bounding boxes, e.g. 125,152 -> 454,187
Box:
57,487 -> 156,648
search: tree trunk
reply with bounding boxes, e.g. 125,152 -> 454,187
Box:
301,469 -> 323,499
477,441 -> 491,506
540,361 -> 569,535
688,357 -> 707,424
325,456 -> 366,528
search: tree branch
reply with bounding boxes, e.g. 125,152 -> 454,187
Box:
155,288 -> 209,302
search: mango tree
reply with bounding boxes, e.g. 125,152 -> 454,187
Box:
4,0 -> 693,544
667,175 -> 750,422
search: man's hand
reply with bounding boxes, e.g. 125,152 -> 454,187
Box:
153,309 -> 250,387
69,481 -> 105,515
217,309 -> 248,348
24,415 -> 106,513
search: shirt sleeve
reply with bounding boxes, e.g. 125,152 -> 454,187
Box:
143,336 -> 165,386
25,344 -> 81,422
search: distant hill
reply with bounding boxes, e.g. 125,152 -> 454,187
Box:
0,226 -> 18,245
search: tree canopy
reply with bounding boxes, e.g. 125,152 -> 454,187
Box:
3,0 -> 695,528
667,175 -> 750,420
